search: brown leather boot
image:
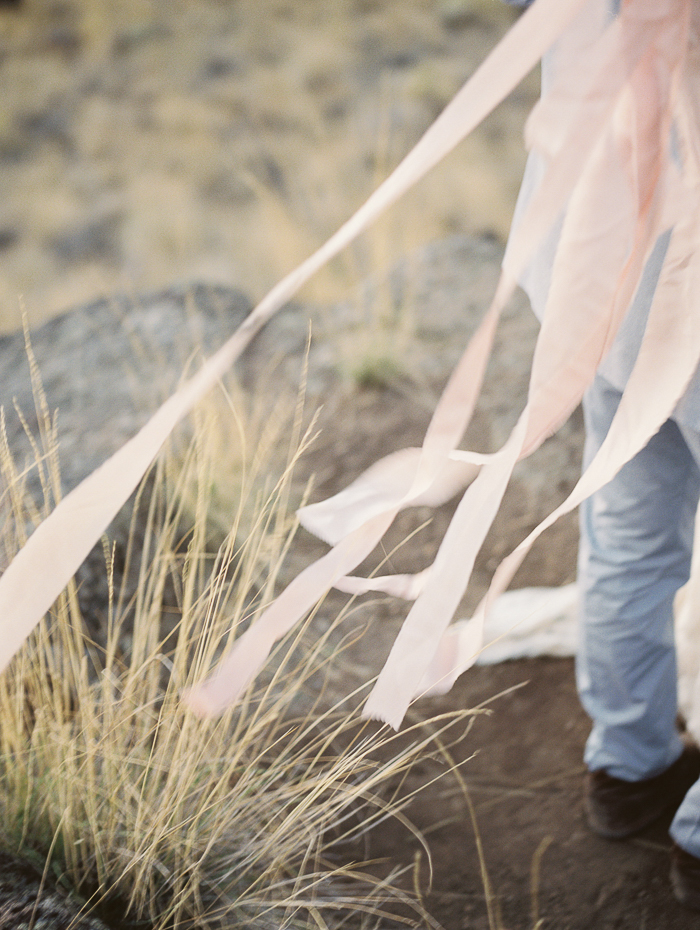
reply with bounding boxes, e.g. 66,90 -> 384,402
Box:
584,745 -> 700,839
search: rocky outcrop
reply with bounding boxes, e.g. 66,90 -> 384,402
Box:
0,281 -> 251,502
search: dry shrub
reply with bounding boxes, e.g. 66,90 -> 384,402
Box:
0,361 -> 474,929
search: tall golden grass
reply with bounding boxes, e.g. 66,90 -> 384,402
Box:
0,352 -> 475,929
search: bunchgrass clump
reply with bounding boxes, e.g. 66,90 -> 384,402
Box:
0,365 -> 473,929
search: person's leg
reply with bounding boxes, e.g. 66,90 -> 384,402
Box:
672,778 -> 700,857
670,423 -> 700,863
577,375 -> 700,781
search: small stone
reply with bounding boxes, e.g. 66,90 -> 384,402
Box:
201,55 -> 242,81
48,211 -> 123,264
440,0 -> 479,30
20,108 -> 73,152
0,228 -> 18,251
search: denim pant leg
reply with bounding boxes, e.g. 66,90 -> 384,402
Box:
671,423 -> 700,858
577,375 -> 700,782
672,779 -> 700,857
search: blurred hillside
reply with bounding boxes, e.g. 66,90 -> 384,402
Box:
0,0 -> 538,332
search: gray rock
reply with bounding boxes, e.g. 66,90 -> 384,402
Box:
48,211 -> 124,265
0,281 -> 252,632
440,0 -> 480,31
0,281 -> 251,505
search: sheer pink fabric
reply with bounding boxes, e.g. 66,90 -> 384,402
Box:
0,0 -> 697,730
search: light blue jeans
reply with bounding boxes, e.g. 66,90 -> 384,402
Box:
578,373 -> 700,855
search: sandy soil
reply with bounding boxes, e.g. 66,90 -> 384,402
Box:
1,2 -> 698,928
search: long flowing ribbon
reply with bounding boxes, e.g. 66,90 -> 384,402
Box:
0,0 -> 588,684
3,0 -> 697,736
422,156 -> 699,696
366,0 -> 694,724
189,0 -> 694,726
181,277 -> 513,715
372,0 -> 695,719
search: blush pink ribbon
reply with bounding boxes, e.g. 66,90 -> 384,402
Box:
1,0 -> 697,731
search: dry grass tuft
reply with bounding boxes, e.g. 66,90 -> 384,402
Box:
0,360 -> 475,929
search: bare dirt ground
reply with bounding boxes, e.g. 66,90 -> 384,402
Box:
1,1 -> 698,928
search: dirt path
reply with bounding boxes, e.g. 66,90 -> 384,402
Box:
384,658 -> 697,930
